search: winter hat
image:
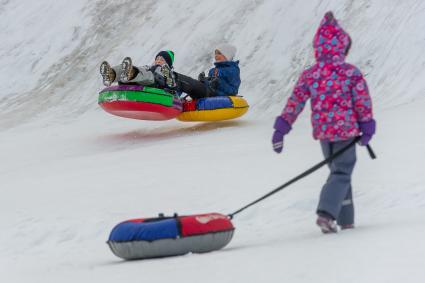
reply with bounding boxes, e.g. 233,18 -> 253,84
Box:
215,43 -> 237,61
156,50 -> 175,67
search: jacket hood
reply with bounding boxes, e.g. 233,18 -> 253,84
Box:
313,12 -> 351,64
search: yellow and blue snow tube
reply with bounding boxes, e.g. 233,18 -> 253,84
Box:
177,96 -> 249,122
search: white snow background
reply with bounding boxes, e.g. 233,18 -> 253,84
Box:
1,0 -> 425,282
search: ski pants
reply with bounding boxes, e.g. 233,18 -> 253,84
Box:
174,72 -> 213,99
111,65 -> 155,86
317,138 -> 357,226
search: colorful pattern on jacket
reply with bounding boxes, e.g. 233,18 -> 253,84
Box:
208,61 -> 241,96
281,12 -> 373,141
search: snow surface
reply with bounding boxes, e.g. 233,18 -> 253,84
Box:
1,0 -> 425,282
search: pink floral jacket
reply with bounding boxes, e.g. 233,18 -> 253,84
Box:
281,12 -> 373,141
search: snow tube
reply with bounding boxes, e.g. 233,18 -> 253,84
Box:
177,96 -> 249,122
107,212 -> 234,260
98,85 -> 182,120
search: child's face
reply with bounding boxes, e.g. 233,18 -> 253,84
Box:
154,56 -> 167,66
214,50 -> 227,62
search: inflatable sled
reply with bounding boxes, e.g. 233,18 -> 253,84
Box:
107,212 -> 234,260
98,85 -> 182,120
177,96 -> 249,122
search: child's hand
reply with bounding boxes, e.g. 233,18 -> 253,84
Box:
358,119 -> 376,146
272,117 -> 292,154
198,72 -> 206,81
210,78 -> 219,90
272,131 -> 284,153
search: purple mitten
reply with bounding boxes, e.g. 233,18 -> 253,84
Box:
358,119 -> 376,146
272,116 -> 292,153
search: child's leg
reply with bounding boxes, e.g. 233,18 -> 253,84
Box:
337,185 -> 354,226
317,138 -> 357,220
126,67 -> 155,86
174,72 -> 209,98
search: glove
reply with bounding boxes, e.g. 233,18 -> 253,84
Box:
210,78 -> 219,90
358,119 -> 376,146
198,72 -> 206,81
272,131 -> 284,153
272,116 -> 292,153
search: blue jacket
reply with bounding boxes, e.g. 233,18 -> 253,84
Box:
207,61 -> 241,96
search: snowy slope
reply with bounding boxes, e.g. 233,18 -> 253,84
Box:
1,0 -> 425,282
1,0 -> 425,126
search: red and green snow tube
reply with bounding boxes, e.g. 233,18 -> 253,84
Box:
107,212 -> 234,260
98,85 -> 182,120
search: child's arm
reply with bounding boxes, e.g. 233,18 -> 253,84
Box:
281,71 -> 311,125
214,68 -> 241,95
351,68 -> 373,122
272,71 -> 310,153
351,68 -> 375,145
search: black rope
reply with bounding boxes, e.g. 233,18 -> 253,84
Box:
366,144 -> 376,159
228,137 -> 376,219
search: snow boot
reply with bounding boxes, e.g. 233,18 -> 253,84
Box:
160,64 -> 176,88
120,57 -> 136,82
316,215 -> 338,234
340,224 -> 355,230
100,61 -> 116,86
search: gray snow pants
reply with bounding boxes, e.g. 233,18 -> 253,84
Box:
111,65 -> 155,85
317,138 -> 356,226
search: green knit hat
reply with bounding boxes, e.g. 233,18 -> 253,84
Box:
156,50 -> 175,67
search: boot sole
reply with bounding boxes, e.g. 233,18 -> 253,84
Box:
121,57 -> 133,82
100,61 -> 113,86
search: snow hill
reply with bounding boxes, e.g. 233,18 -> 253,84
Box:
1,0 -> 425,282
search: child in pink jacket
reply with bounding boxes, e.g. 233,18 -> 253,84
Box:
272,12 -> 376,233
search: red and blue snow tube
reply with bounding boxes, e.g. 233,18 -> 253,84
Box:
98,85 -> 182,120
107,213 -> 234,260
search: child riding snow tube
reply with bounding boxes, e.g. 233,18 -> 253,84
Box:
98,85 -> 182,120
177,96 -> 249,122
